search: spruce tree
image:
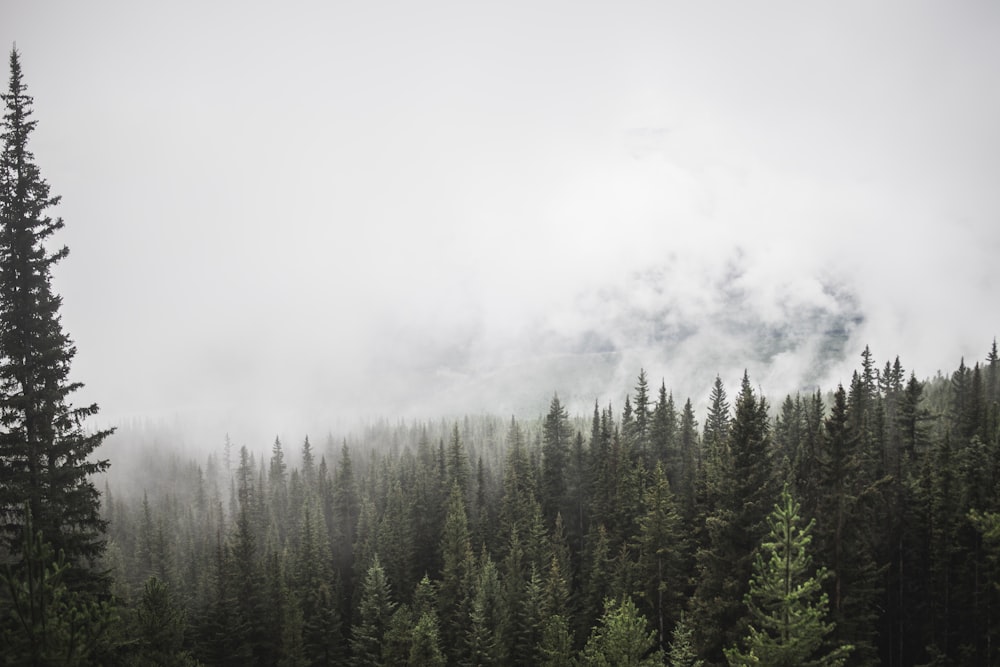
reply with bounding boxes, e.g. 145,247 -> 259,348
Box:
541,394 -> 571,525
725,487 -> 851,667
690,371 -> 775,665
0,47 -> 111,587
636,462 -> 685,652
349,554 -> 395,667
438,482 -> 474,665
580,595 -> 663,666
0,508 -> 117,664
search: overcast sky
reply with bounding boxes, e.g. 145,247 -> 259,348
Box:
3,1 -> 999,445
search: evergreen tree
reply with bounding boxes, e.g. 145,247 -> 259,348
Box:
636,462 -> 685,652
690,371 -> 775,665
701,375 -> 731,504
446,423 -> 470,502
409,609 -> 446,667
229,475 -> 266,664
128,576 -> 200,667
667,612 -> 703,667
0,508 -> 117,665
542,394 -> 572,525
580,595 -> 663,666
725,487 -> 851,667
631,370 -> 653,464
818,385 -> 881,665
538,613 -> 575,667
0,47 -> 112,589
332,443 -> 360,604
467,551 -> 505,666
677,398 -> 698,517
650,381 -> 677,478
349,554 -> 394,667
438,482 -> 473,665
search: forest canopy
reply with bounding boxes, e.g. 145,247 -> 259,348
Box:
90,342 -> 1000,667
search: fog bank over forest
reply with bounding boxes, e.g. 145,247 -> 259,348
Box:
3,2 -> 998,447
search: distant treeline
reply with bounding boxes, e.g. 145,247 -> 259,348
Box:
88,341 -> 1000,666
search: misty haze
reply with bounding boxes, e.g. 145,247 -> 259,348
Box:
2,2 -> 999,666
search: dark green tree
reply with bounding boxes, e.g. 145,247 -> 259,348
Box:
1,508 -> 117,665
542,394 -> 572,525
446,423 -> 470,502
467,551 -> 505,666
409,609 -> 446,667
631,370 -> 653,463
438,482 -> 473,665
128,576 -> 200,667
636,462 -> 685,652
0,47 -> 111,589
701,375 -> 731,506
690,371 -> 775,665
677,398 -> 698,517
349,554 -> 394,667
650,381 -> 677,477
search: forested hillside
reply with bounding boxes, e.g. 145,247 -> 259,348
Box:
2,32 -> 1000,667
93,344 -> 1000,666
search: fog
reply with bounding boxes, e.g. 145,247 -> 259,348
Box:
4,1 -> 999,448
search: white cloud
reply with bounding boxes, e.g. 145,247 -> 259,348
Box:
4,1 -> 998,442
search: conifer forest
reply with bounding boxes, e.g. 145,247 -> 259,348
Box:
4,45 -> 1000,667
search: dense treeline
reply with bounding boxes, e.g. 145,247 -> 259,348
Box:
95,343 -> 1000,666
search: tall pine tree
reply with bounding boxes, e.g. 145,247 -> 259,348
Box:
0,47 -> 111,589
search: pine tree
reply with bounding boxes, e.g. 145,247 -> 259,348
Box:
542,394 -> 572,525
580,595 -> 663,666
725,487 -> 851,667
129,576 -> 199,667
650,381 -> 677,477
349,554 -> 395,667
632,370 -> 653,464
409,609 -> 446,667
538,613 -> 575,667
0,507 -> 117,664
636,462 -> 685,652
0,47 -> 112,589
677,399 -> 698,517
817,385 -> 881,665
702,376 -> 731,501
467,551 -> 505,666
667,612 -> 703,667
332,442 -> 359,603
690,371 -> 775,665
446,423 -> 470,502
438,482 -> 473,665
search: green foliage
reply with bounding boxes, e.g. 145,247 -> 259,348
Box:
467,552 -> 505,666
667,613 -> 703,667
438,482 -> 474,663
409,610 -> 446,666
349,554 -> 395,667
127,576 -> 200,667
32,337 -> 996,667
580,596 -> 664,666
690,372 -> 777,664
539,613 -> 575,667
636,462 -> 686,651
725,487 -> 850,667
542,394 -> 572,525
0,513 -> 117,665
0,46 -> 111,591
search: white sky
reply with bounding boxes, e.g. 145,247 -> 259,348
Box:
3,1 -> 999,445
